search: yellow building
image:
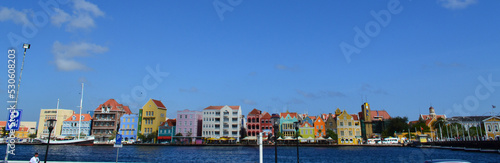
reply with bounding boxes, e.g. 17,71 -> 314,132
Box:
483,116 -> 500,140
140,99 -> 167,135
37,109 -> 74,138
337,110 -> 362,145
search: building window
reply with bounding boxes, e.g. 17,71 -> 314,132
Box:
341,131 -> 344,136
340,122 -> 344,126
348,122 -> 352,126
349,131 -> 352,136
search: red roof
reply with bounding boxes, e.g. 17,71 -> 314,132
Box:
0,121 -> 6,127
261,112 -> 271,119
152,99 -> 166,109
94,99 -> 132,114
248,108 -> 261,115
420,114 -> 446,120
351,114 -> 359,121
203,106 -> 240,110
280,112 -> 298,119
160,119 -> 176,126
300,121 -> 313,128
370,110 -> 391,120
64,114 -> 92,122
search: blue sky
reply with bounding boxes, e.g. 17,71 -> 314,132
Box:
1,0 -> 499,122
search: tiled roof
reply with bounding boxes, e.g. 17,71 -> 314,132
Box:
152,99 -> 166,109
0,121 -> 6,126
300,121 -> 313,128
261,112 -> 272,119
281,112 -> 298,119
248,108 -> 261,115
408,120 -> 419,125
64,114 -> 92,122
203,105 -> 240,110
160,119 -> 176,127
94,99 -> 132,114
351,114 -> 359,121
371,110 -> 391,120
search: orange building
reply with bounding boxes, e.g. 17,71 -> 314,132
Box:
314,116 -> 326,138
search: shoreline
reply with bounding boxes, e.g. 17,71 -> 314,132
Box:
1,142 -> 403,147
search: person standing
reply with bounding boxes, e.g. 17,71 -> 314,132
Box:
30,152 -> 40,163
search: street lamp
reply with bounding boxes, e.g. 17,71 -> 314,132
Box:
271,114 -> 280,163
294,121 -> 300,163
45,119 -> 56,163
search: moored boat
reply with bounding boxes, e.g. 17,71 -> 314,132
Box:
40,136 -> 94,146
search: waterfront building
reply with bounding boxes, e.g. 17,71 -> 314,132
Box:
14,126 -> 29,139
337,110 -> 362,145
261,112 -> 273,137
419,106 -> 446,128
358,103 -> 391,139
158,119 -> 176,143
247,108 -> 263,137
91,99 -> 132,142
280,111 -> 299,138
482,116 -> 500,140
202,105 -> 242,141
302,116 -> 314,127
446,116 -> 489,131
176,109 -> 202,137
139,99 -> 167,136
299,121 -> 315,141
61,114 -> 92,137
324,113 -> 337,133
1,121 -> 37,138
120,113 -> 139,142
314,116 -> 326,138
37,109 -> 74,138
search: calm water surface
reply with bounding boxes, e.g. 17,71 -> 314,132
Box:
1,145 -> 498,162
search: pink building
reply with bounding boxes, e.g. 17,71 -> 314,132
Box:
176,109 -> 202,137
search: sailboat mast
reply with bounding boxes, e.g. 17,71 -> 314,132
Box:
55,99 -> 59,138
78,83 -> 84,139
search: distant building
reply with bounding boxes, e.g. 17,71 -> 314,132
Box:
261,112 -> 273,137
158,119 -> 176,143
91,99 -> 132,142
337,110 -> 362,145
202,105 -> 242,141
120,113 -> 139,142
313,116 -> 326,138
176,109 -> 202,137
446,116 -> 489,131
280,111 -> 299,138
299,121 -> 315,140
247,108 -> 263,137
0,121 -> 37,138
483,116 -> 500,140
358,103 -> 391,139
61,114 -> 92,137
324,113 -> 337,134
37,109 -> 74,138
139,99 -> 167,136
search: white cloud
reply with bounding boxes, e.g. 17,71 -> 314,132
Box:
275,64 -> 299,72
242,99 -> 257,105
0,7 -> 30,25
439,0 -> 478,9
50,0 -> 105,31
52,41 -> 108,71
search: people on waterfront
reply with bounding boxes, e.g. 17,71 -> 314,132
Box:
30,152 -> 40,163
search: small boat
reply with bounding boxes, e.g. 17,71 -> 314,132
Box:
40,136 -> 94,146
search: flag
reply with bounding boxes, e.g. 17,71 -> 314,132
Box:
493,105 -> 496,109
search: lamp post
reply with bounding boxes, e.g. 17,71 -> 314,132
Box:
294,121 -> 299,163
271,114 -> 280,163
45,119 -> 56,163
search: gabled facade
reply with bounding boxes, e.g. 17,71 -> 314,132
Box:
325,113 -> 337,133
483,116 -> 500,140
120,113 -> 139,142
314,116 -> 326,138
247,108 -> 263,137
176,109 -> 202,137
61,114 -> 92,137
91,99 -> 132,142
299,121 -> 315,139
139,99 -> 167,136
261,112 -> 273,137
337,110 -> 362,145
158,119 -> 176,143
280,111 -> 299,138
202,105 -> 242,141
302,116 -> 313,127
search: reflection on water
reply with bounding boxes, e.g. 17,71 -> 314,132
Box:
0,145 -> 497,162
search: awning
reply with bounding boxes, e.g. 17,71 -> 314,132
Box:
228,137 -> 236,140
157,136 -> 172,140
208,138 -> 218,140
219,138 -> 228,141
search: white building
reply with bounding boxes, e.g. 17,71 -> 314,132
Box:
202,105 -> 242,141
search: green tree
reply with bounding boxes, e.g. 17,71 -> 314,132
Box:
175,133 -> 183,143
410,119 -> 430,132
28,133 -> 37,139
2,127 -> 9,137
382,116 -> 409,137
326,129 -> 338,140
275,132 -> 283,139
294,130 -> 302,138
137,133 -> 145,142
